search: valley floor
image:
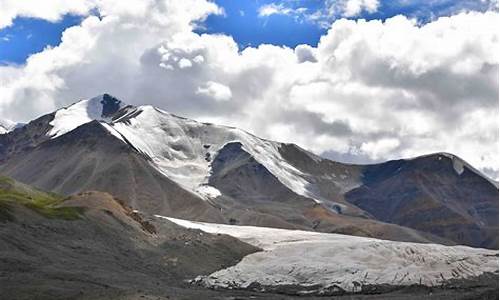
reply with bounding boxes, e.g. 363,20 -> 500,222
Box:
3,274 -> 499,300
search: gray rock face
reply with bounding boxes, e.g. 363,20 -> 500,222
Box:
0,113 -> 55,161
100,93 -> 122,117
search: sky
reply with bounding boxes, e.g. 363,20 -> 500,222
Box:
0,0 -> 498,179
0,15 -> 82,64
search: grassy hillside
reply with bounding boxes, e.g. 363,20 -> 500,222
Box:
0,176 -> 82,221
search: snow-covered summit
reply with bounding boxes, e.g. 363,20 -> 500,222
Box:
108,105 -> 316,202
48,94 -> 124,138
42,95 -> 321,203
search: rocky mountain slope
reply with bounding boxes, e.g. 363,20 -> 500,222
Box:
0,94 -> 497,249
0,176 -> 260,299
346,154 -> 499,249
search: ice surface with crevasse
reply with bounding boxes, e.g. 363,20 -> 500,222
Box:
161,216 -> 499,294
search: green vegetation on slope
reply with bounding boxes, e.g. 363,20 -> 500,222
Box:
0,176 -> 83,221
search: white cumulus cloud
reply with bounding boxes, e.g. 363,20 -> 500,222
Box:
196,81 -> 232,101
343,0 -> 380,17
0,0 -> 94,29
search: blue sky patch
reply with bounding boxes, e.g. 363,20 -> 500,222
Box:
196,0 -> 326,49
0,14 -> 82,65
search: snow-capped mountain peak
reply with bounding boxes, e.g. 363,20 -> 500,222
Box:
1,94 -> 497,252
40,95 -> 349,205
40,94 -> 497,217
48,93 -> 124,138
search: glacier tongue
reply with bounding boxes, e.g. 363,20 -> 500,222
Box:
107,105 -> 318,202
162,216 -> 499,294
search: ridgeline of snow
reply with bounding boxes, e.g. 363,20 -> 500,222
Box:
161,216 -> 499,295
100,122 -> 127,143
48,94 -> 123,138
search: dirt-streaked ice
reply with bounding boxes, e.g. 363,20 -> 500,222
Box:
160,216 -> 499,294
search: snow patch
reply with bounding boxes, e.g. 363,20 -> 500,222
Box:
195,185 -> 222,199
161,217 -> 499,294
452,157 -> 465,175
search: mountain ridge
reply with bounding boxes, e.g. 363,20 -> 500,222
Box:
3,93 -> 496,185
0,94 -> 497,249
